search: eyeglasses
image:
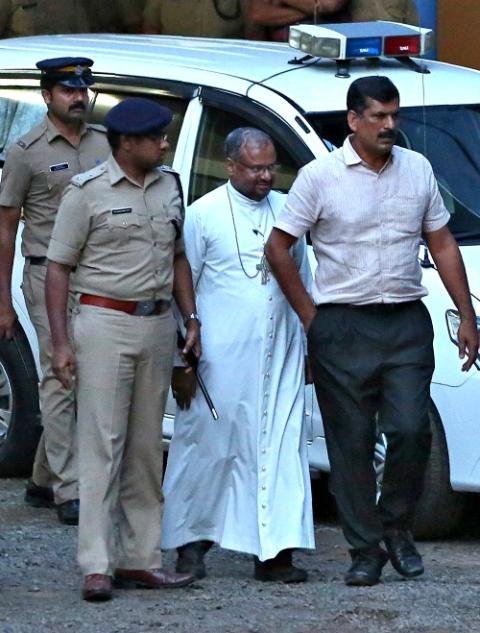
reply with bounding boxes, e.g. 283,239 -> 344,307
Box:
147,133 -> 168,142
235,159 -> 279,175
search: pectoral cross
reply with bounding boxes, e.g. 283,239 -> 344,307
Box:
256,254 -> 271,285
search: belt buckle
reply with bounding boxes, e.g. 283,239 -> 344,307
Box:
134,300 -> 156,316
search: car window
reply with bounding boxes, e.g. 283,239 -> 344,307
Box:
90,91 -> 188,167
189,104 -> 301,205
0,88 -> 46,163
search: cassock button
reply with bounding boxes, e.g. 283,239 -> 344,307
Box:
262,504 -> 266,509
262,485 -> 266,490
261,466 -> 266,472
262,522 -> 266,527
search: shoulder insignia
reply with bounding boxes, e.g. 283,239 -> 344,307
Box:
71,163 -> 106,188
87,123 -> 107,134
15,122 -> 45,150
160,165 -> 185,218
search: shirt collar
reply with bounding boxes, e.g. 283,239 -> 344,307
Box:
107,154 -> 162,188
45,114 -> 88,143
342,134 -> 396,172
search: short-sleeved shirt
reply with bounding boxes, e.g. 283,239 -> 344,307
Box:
143,0 -> 244,38
0,0 -> 90,37
0,116 -> 109,257
47,154 -> 185,302
275,136 -> 450,306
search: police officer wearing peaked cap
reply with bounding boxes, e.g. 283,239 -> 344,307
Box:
46,97 -> 200,601
36,56 -> 95,88
0,55 -> 109,525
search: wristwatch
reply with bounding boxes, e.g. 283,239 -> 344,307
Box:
183,312 -> 201,326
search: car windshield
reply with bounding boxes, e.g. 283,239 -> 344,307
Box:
307,104 -> 480,245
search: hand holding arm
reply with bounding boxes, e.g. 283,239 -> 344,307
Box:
265,228 -> 317,333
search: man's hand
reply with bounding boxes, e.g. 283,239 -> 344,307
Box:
182,320 -> 201,362
0,303 -> 18,339
458,316 -> 479,372
171,366 -> 197,409
52,342 -> 76,390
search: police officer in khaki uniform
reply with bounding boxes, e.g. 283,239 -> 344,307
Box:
142,0 -> 245,38
0,0 -> 90,37
349,0 -> 419,25
46,97 -> 200,602
83,0 -> 146,33
0,57 -> 109,524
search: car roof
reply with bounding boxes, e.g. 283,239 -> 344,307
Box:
0,34 -> 479,111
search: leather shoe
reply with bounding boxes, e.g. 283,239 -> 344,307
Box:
344,547 -> 389,586
82,574 -> 112,602
384,528 -> 424,578
176,540 -> 213,579
254,549 -> 308,583
114,568 -> 196,589
56,499 -> 79,525
25,480 -> 54,508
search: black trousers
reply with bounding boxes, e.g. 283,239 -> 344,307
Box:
307,301 -> 435,551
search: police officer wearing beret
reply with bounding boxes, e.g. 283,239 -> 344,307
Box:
46,97 -> 200,601
0,57 -> 109,524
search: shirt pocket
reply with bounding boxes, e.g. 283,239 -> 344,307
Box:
46,167 -> 74,193
107,212 -> 145,248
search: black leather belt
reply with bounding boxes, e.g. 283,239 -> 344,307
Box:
26,256 -> 47,265
317,301 -> 419,312
80,294 -> 170,316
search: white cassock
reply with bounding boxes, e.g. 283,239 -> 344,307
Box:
162,181 -> 315,561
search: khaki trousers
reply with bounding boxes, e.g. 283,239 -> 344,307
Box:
22,261 -> 78,503
73,304 -> 176,576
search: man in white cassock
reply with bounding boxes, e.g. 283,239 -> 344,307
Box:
162,127 -> 315,582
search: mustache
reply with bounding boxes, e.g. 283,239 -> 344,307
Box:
378,130 -> 397,140
69,102 -> 87,111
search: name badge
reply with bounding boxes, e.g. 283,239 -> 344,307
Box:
111,208 -> 132,215
49,162 -> 69,172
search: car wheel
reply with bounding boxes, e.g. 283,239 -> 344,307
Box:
0,327 -> 41,477
375,398 -> 466,540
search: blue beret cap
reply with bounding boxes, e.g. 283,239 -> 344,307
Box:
36,57 -> 94,88
104,98 -> 173,135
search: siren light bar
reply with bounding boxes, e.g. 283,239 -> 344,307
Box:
289,21 -> 434,60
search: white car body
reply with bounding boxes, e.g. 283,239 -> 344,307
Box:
1,32 -> 479,516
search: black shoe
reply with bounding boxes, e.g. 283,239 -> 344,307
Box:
24,480 -> 54,508
176,540 -> 213,579
384,528 -> 424,578
254,550 -> 308,583
56,499 -> 80,525
344,547 -> 389,587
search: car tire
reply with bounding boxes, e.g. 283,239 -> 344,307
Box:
375,398 -> 466,540
0,327 -> 41,477
412,399 -> 466,540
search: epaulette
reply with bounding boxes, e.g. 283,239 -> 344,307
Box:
87,123 -> 107,134
160,165 -> 185,215
15,123 -> 45,150
71,163 -> 106,188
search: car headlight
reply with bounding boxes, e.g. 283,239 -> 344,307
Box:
445,308 -> 480,368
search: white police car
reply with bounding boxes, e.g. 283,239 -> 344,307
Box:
0,24 -> 479,537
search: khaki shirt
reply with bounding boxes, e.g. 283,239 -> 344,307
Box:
48,155 -> 185,302
84,0 -> 145,32
349,0 -> 419,25
0,0 -> 90,37
275,136 -> 449,306
143,0 -> 244,38
0,116 -> 109,257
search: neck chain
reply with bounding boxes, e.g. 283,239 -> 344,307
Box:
226,187 -> 275,285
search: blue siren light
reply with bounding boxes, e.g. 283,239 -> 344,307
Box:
288,21 -> 434,61
346,37 -> 382,58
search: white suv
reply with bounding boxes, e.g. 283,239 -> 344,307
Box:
0,27 -> 479,538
